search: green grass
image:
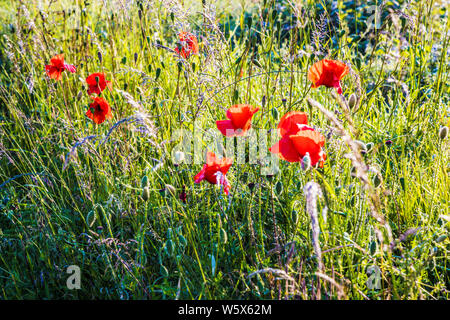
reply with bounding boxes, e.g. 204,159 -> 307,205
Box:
0,0 -> 449,299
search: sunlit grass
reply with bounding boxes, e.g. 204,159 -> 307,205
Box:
0,0 -> 448,299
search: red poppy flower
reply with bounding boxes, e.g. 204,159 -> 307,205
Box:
175,32 -> 199,59
86,97 -> 113,124
45,54 -> 76,81
216,104 -> 259,137
269,111 -> 326,167
86,72 -> 112,96
307,59 -> 349,94
194,151 -> 232,195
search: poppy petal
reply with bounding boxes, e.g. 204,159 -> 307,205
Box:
270,135 -> 302,162
50,54 -> 65,68
278,111 -> 308,136
64,63 -> 76,73
194,165 -> 207,183
325,59 -> 349,80
289,131 -> 326,165
216,120 -> 236,137
307,60 -> 324,87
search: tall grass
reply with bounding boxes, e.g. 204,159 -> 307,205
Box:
0,0 -> 448,299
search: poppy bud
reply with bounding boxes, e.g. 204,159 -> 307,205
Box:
160,265 -> 169,277
271,106 -> 279,120
291,210 -> 299,224
366,142 -> 374,152
134,53 -> 138,64
348,93 -> 357,110
141,175 -> 149,188
142,186 -> 150,201
165,184 -> 176,197
262,95 -> 266,107
178,234 -> 187,247
76,91 -> 83,101
439,126 -> 448,140
301,153 -> 311,171
173,150 -> 185,164
275,181 -> 283,194
355,140 -> 367,153
281,98 -> 287,108
95,76 -> 100,84
373,174 -> 382,188
248,182 -> 255,191
178,190 -> 186,203
436,235 -> 447,243
219,228 -> 228,244
369,241 -> 377,255
97,51 -> 102,63
86,210 -> 96,227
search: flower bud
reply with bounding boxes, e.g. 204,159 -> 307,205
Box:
373,174 -> 382,188
275,181 -> 283,195
173,151 -> 185,164
271,106 -> 279,120
165,184 -> 176,197
301,153 -> 311,171
86,210 -> 96,227
142,186 -> 150,201
439,126 -> 448,140
348,93 -> 357,110
291,210 -> 299,224
354,140 -> 367,153
179,189 -> 187,203
219,228 -> 228,244
141,175 -> 149,188
178,234 -> 187,247
160,265 -> 169,277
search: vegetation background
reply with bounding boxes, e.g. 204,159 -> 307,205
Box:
0,0 -> 448,299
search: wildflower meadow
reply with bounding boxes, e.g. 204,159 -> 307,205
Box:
0,0 -> 449,301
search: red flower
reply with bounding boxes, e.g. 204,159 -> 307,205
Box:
269,111 -> 326,167
86,97 -> 113,124
86,72 -> 112,95
308,59 -> 349,94
175,32 -> 199,59
216,104 -> 259,137
45,54 -> 76,81
194,151 -> 232,195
